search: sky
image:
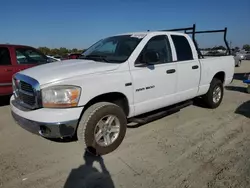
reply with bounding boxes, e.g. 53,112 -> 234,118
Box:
0,0 -> 249,49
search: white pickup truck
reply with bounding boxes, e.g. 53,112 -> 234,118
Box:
10,25 -> 234,155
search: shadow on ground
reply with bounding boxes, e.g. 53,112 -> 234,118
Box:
235,101 -> 250,118
192,97 -> 208,108
233,73 -> 248,81
46,136 -> 77,143
64,150 -> 114,188
225,86 -> 247,93
0,95 -> 11,107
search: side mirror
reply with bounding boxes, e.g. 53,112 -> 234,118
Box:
143,51 -> 160,64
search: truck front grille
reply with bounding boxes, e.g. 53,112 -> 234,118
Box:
18,82 -> 36,106
13,74 -> 41,110
20,81 -> 34,93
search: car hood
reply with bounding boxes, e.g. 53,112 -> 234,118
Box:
19,59 -> 120,85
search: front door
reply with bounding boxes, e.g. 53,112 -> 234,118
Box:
0,47 -> 14,95
130,35 -> 177,116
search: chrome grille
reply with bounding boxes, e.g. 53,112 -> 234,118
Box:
20,81 -> 33,93
13,73 -> 41,110
19,81 -> 36,106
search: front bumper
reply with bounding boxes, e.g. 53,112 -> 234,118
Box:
10,96 -> 83,138
12,112 -> 78,138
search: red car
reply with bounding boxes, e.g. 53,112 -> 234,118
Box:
68,53 -> 81,59
0,44 -> 49,96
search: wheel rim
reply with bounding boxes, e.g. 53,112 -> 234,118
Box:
213,86 -> 222,103
94,115 -> 120,147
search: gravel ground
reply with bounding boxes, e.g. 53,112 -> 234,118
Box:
0,61 -> 250,188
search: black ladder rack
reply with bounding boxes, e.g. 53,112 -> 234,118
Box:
158,24 -> 231,58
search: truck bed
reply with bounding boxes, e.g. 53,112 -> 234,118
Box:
197,55 -> 235,96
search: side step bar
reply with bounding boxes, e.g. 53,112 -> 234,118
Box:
129,100 -> 193,125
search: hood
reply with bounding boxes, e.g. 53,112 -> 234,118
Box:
19,59 -> 120,85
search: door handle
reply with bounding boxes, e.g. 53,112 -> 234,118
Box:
166,69 -> 176,74
4,68 -> 13,72
192,65 -> 199,69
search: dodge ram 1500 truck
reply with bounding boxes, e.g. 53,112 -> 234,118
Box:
10,25 -> 235,155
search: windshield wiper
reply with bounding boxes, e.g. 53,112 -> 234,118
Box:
80,54 -> 109,62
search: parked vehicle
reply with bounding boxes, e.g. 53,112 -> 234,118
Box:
10,25 -> 234,155
46,55 -> 61,62
234,55 -> 242,67
237,53 -> 245,60
245,51 -> 250,60
68,53 -> 81,59
235,51 -> 249,60
0,44 -> 49,96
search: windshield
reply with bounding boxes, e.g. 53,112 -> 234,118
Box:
80,35 -> 144,63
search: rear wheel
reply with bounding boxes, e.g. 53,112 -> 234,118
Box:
202,78 -> 224,109
77,102 -> 127,155
247,85 -> 250,93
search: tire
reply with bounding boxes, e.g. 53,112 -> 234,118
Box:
247,85 -> 250,94
202,78 -> 224,109
236,60 -> 241,67
77,102 -> 127,155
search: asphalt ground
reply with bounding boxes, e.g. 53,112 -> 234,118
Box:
1,60 -> 250,188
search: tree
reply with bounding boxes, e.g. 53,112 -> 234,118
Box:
50,48 -> 60,56
71,48 -> 78,53
38,47 -> 51,55
59,47 -> 68,56
243,44 -> 250,51
36,47 -> 85,56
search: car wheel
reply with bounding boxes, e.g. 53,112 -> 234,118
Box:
246,85 -> 250,94
202,78 -> 224,109
77,102 -> 127,155
236,60 -> 241,67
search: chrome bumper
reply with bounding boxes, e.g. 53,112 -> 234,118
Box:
12,111 -> 78,138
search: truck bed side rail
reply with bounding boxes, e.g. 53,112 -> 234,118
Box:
158,24 -> 231,59
185,27 -> 231,57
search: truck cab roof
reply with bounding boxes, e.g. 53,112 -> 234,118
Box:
117,31 -> 187,37
0,44 -> 35,48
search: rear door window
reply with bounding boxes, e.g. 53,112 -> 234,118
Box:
171,35 -> 193,61
0,47 -> 11,65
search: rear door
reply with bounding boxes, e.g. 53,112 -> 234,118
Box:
0,47 -> 14,95
170,34 -> 201,102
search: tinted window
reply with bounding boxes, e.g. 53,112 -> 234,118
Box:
0,47 -> 11,65
171,35 -> 193,61
137,35 -> 172,64
15,48 -> 47,64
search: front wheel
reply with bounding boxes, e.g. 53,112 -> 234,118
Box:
202,78 -> 224,109
77,102 -> 127,155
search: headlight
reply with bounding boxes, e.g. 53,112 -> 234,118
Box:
42,86 -> 81,108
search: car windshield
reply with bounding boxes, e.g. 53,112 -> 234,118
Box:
79,35 -> 144,63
